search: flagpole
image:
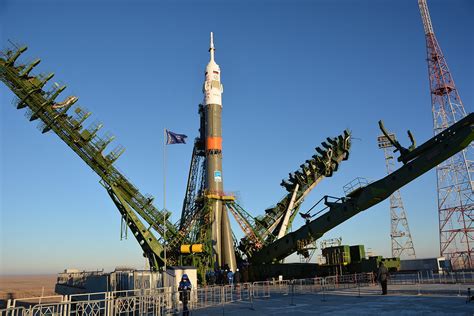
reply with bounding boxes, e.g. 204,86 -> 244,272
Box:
161,129 -> 187,287
163,128 -> 167,285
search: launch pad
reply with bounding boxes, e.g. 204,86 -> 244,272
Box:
1,34 -> 473,282
1,0 -> 473,284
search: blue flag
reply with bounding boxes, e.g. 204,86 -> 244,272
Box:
166,130 -> 188,145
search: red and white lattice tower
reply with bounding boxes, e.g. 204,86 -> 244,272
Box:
418,0 -> 474,269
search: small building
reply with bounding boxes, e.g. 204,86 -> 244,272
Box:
55,267 -> 162,296
400,257 -> 452,273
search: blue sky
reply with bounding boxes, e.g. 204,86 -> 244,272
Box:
0,0 -> 472,274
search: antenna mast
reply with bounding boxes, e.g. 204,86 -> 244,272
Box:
418,0 -> 474,269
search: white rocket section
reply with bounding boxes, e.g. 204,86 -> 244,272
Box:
203,32 -> 223,106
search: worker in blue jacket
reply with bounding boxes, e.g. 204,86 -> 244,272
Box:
178,274 -> 192,316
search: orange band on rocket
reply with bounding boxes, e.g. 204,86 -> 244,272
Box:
206,137 -> 222,150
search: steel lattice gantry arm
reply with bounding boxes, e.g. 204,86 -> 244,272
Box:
226,201 -> 266,251
0,46 -> 178,270
243,131 -> 351,254
174,105 -> 208,244
250,114 -> 474,264
105,183 -> 165,270
179,139 -> 206,231
163,139 -> 207,251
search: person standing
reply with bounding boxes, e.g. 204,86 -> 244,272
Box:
178,274 -> 192,316
377,262 -> 389,295
222,269 -> 229,285
234,269 -> 241,284
227,270 -> 234,286
209,271 -> 216,286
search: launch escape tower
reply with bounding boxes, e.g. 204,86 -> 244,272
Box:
419,0 -> 474,269
378,133 -> 416,258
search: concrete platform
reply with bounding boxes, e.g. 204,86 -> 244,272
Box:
192,284 -> 474,315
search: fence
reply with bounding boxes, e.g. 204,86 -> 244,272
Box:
4,271 -> 474,316
389,271 -> 474,285
0,273 -> 376,316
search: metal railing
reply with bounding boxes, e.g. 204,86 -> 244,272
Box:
3,271 -> 474,316
389,271 -> 474,285
0,273 -> 379,316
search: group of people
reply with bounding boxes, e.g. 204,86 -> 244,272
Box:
177,260 -> 390,316
205,267 -> 241,286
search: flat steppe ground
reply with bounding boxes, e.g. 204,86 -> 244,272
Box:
0,275 -> 57,300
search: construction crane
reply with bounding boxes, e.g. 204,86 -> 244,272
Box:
250,115 -> 474,264
418,0 -> 474,269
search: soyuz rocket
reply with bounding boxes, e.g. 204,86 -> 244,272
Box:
202,32 -> 237,271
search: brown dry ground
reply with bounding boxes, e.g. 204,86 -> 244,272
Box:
0,275 -> 57,301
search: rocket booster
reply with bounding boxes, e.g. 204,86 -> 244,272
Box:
202,32 -> 236,271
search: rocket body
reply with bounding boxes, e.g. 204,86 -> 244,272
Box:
202,33 -> 236,271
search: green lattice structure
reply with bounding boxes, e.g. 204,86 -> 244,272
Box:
3,45 -> 472,277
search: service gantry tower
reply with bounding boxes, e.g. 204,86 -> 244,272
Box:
378,133 -> 416,258
418,0 -> 474,269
